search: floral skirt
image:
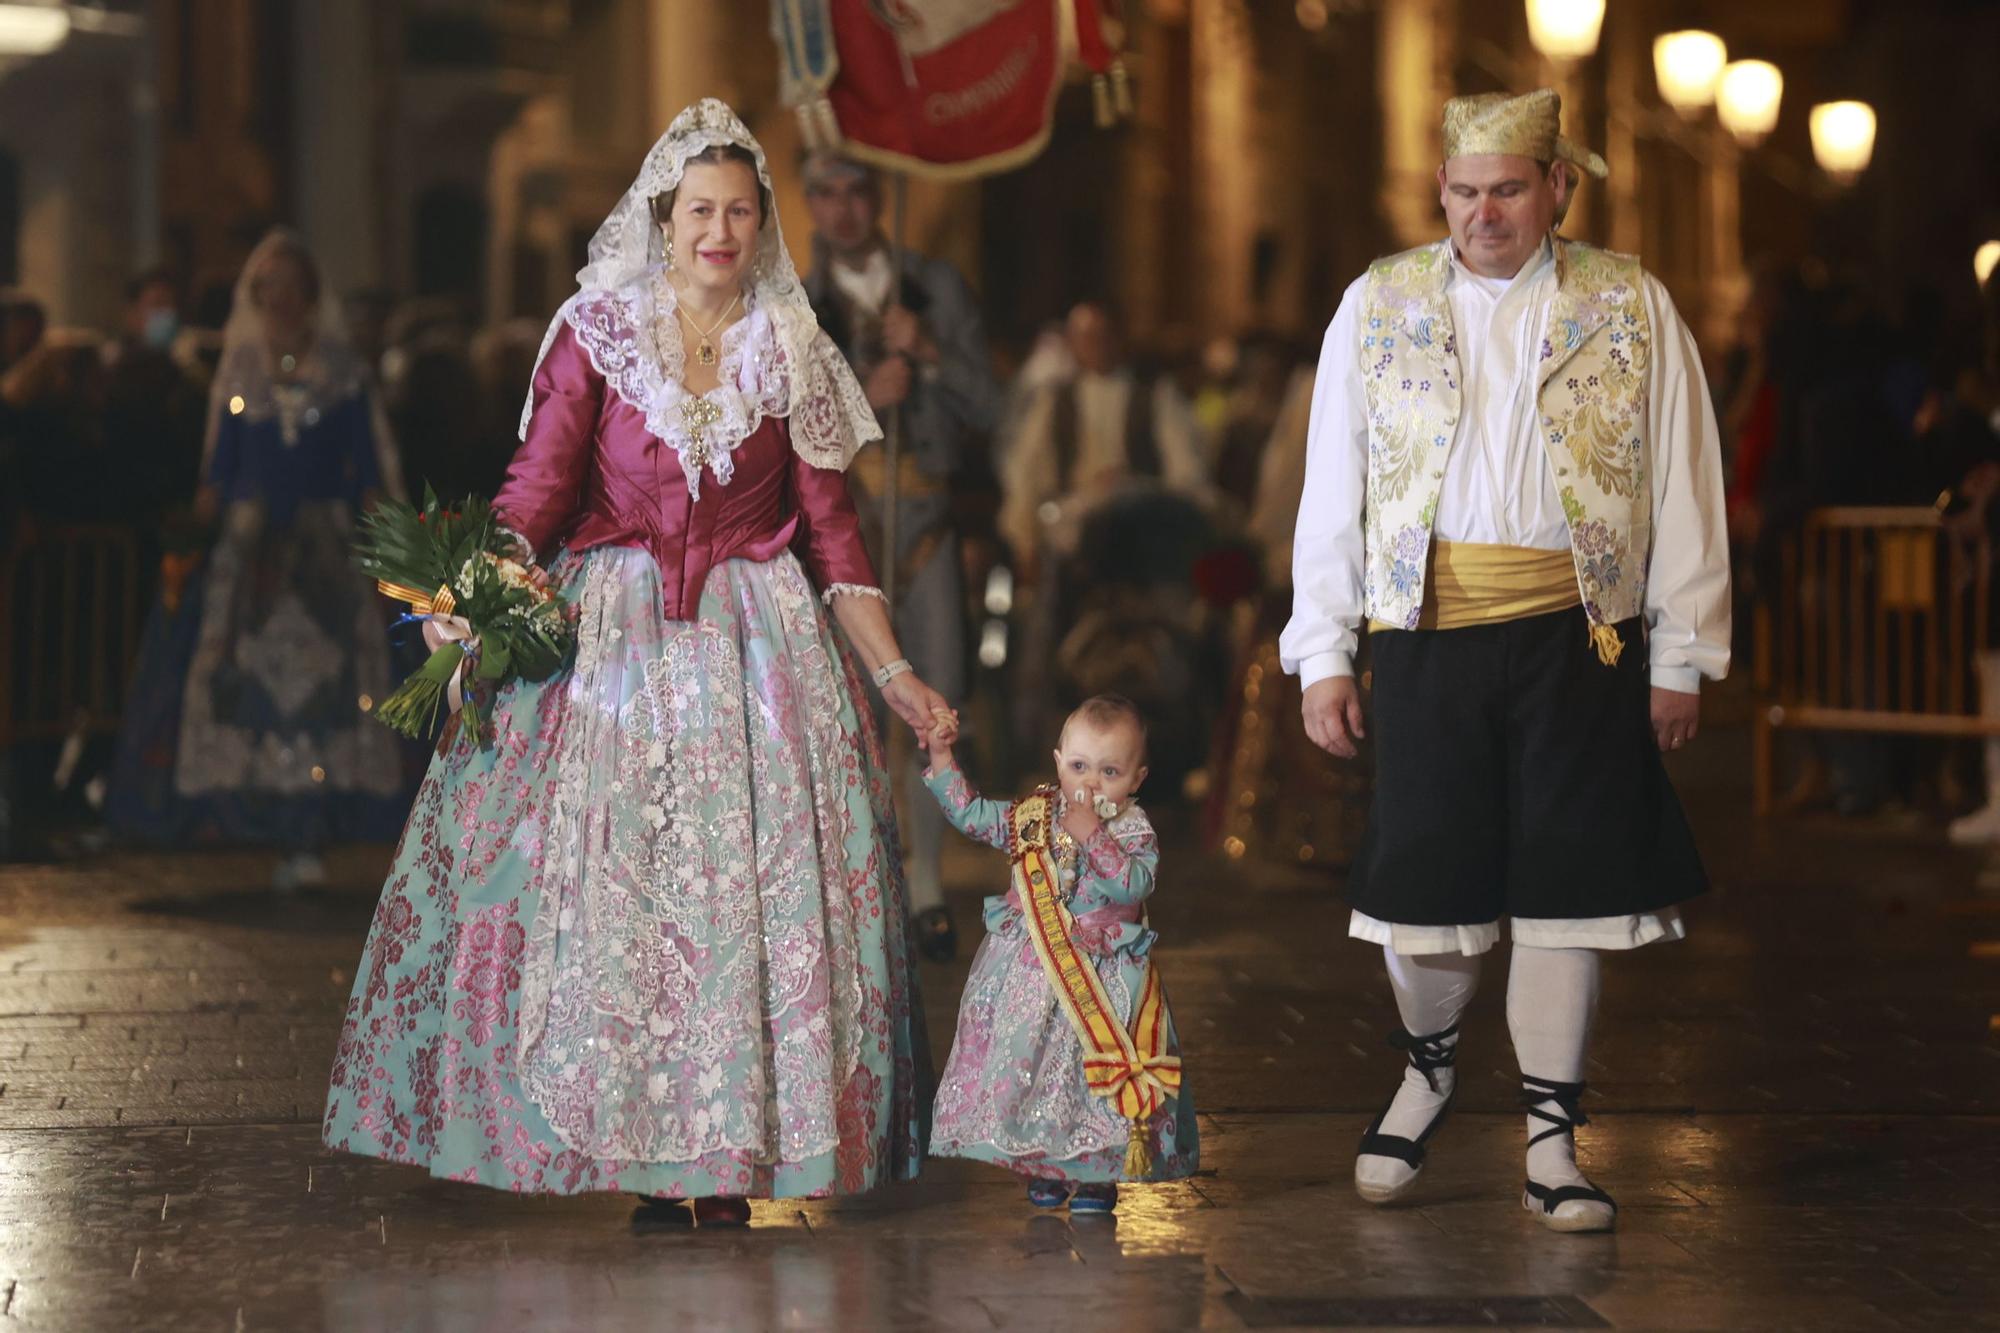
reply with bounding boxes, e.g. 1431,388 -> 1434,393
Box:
931,920 -> 1198,1184
321,546 -> 931,1197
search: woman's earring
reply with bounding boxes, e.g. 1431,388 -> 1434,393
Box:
663,229 -> 675,272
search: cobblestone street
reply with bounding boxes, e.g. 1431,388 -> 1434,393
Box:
1,725 -> 1997,1330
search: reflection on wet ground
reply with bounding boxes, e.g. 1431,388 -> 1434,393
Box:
0,728 -> 1996,1329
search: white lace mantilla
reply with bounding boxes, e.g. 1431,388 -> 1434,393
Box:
550,271 -> 878,501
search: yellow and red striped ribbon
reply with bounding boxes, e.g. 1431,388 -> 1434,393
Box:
376,581 -> 457,618
1011,788 -> 1181,1175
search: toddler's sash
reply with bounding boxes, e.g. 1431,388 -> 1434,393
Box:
1009,786 -> 1181,1174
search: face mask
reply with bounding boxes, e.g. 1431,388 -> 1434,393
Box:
142,308 -> 179,349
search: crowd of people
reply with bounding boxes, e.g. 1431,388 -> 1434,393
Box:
1714,258 -> 2000,820
0,180 -> 1314,873
3,79 -> 1993,1241
5,123 -> 1999,873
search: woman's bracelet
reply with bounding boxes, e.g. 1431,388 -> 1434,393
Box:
872,658 -> 913,689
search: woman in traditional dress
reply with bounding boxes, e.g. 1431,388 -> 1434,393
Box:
105,229 -> 410,885
321,101 -> 941,1224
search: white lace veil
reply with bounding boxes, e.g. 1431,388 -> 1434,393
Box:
204,227 -> 406,500
517,98 -> 879,475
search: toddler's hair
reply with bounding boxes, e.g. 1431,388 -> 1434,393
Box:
1065,694 -> 1149,761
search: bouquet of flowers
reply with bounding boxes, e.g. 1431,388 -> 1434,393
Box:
354,488 -> 574,742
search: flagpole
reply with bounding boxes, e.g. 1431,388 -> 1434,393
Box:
883,170 -> 907,609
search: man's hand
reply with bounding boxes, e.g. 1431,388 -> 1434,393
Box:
864,357 -> 912,410
1302,676 -> 1366,758
1651,686 -> 1700,752
882,306 -> 937,364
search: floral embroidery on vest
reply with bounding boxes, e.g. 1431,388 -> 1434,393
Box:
1357,238 -> 1652,631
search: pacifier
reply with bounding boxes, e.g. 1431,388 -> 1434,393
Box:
1072,786 -> 1120,820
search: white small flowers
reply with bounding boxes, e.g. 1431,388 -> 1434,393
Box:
647,1072 -> 672,1100
459,552 -> 547,601
642,803 -> 667,830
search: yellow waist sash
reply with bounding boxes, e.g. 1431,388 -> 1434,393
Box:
1369,541 -> 1623,665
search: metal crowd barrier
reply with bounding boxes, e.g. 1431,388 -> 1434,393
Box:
1752,506 -> 1999,814
0,523 -> 143,749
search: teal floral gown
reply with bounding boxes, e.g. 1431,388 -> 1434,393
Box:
320,287 -> 931,1199
921,765 -> 1198,1183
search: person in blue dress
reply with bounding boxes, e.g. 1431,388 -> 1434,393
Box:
107,229 -> 410,887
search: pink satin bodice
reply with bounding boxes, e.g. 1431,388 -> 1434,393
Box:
492,322 -> 877,618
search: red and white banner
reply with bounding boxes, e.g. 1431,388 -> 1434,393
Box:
773,0 -> 1127,181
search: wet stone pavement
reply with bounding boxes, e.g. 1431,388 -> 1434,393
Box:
1,722 -> 1998,1331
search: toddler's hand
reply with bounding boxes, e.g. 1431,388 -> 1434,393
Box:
925,707 -> 960,769
1062,789 -> 1102,842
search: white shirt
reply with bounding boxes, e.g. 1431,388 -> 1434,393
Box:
829,249 -> 895,315
1279,242 -> 1731,694
999,371 -> 1210,559
1435,244 -> 1570,548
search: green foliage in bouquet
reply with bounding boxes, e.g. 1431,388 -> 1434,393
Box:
354,487 -> 575,743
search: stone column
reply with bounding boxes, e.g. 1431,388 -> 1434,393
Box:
1377,0 -> 1453,251
292,0 -> 387,290
1601,14 -> 1643,257
1698,124 -> 1744,349
648,0 -> 737,134
1190,0 -> 1255,332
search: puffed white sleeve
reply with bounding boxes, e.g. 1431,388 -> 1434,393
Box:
1278,277 -> 1370,686
1640,273 -> 1732,693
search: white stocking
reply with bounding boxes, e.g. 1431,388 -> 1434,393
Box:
1506,943 -> 1601,1189
1356,947 -> 1481,1196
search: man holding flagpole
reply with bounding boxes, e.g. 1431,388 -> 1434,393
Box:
804,150 -> 1001,963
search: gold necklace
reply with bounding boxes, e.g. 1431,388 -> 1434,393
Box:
676,292 -> 741,367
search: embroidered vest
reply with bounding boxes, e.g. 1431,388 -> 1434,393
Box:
1357,237 -> 1652,633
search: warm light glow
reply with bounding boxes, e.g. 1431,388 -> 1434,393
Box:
0,4 -> 70,56
983,566 -> 1013,616
977,620 -> 1007,669
228,395 -> 246,414
1294,0 -> 1328,32
1653,30 -> 1727,116
1525,0 -> 1604,63
1810,101 -> 1876,182
1976,241 -> 2000,289
1717,60 -> 1783,145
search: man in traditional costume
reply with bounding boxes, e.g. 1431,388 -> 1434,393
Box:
1281,89 -> 1730,1232
803,151 -> 1002,962
997,301 -> 1210,571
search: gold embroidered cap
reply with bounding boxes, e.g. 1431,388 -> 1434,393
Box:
1442,88 -> 1609,180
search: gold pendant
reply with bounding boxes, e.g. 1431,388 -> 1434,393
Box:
679,396 -> 724,475
696,340 -> 717,367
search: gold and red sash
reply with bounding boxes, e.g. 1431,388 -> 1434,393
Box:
1010,786 -> 1181,1175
